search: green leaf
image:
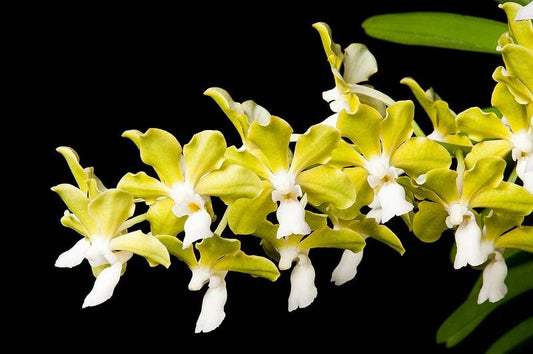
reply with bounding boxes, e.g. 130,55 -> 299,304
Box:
297,165 -> 356,209
195,164 -> 262,203
196,234 -> 241,267
227,182 -> 276,235
155,235 -> 197,268
183,130 -> 226,186
437,261 -> 533,347
213,251 -> 280,281
337,106 -> 382,159
362,12 -> 507,54
224,145 -> 272,180
56,146 -> 90,194
391,137 -> 452,177
495,226 -> 533,252
380,101 -> 414,157
52,183 -> 98,235
464,140 -> 512,170
486,316 -> 533,354
110,230 -> 171,268
299,227 -> 365,253
456,107 -> 511,141
88,189 -> 135,239
246,116 -> 292,173
413,201 -> 449,243
147,198 -> 185,237
117,172 -> 170,204
290,125 -> 340,175
469,181 -> 533,215
123,128 -> 183,186
462,157 -> 506,204
350,218 -> 404,254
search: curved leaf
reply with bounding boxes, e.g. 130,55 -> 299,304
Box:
437,261 -> 533,347
486,316 -> 533,354
362,12 -> 507,54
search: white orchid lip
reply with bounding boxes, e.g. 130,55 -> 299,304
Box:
478,251 -> 508,304
331,249 -> 364,286
510,130 -> 533,161
288,254 -> 318,312
189,267 -> 212,291
279,246 -> 299,270
365,155 -> 404,188
271,170 -> 299,198
514,2 -> 533,21
195,274 -> 228,334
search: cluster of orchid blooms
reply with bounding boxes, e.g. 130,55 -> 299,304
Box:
53,3 -> 532,334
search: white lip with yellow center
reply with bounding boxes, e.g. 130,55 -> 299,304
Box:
365,155 -> 413,223
270,171 -> 311,239
170,182 -> 213,248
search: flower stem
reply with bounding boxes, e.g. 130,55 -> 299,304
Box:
455,149 -> 465,196
214,207 -> 230,236
411,120 -> 425,137
119,213 -> 147,233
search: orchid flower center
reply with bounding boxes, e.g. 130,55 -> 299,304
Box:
271,170 -> 301,201
171,182 -> 206,217
445,203 -> 470,227
510,130 -> 533,161
366,155 -> 402,188
85,237 -> 114,267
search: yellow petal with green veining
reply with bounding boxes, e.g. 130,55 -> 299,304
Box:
183,130 -> 226,187
147,198 -> 185,237
110,230 -> 170,268
88,189 -> 135,238
123,128 -> 183,186
195,164 -> 262,204
380,100 -> 414,157
456,107 -> 512,141
337,105 -> 381,159
52,183 -> 98,235
297,165 -> 356,209
118,172 -> 171,204
246,116 -> 292,173
290,124 -> 340,175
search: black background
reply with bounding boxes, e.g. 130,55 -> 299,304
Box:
23,0 -> 532,352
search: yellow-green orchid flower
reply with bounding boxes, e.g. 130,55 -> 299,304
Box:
223,117 -> 356,238
322,168 -> 404,286
53,147 -> 170,307
457,83 -> 533,193
494,3 -> 533,106
401,77 -> 472,148
204,87 -> 271,142
156,233 -> 279,333
476,212 -> 530,304
252,211 -> 365,311
314,22 -> 395,126
410,156 -> 533,269
335,100 -> 451,223
118,128 -> 262,248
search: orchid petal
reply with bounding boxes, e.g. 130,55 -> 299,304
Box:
331,249 -> 364,286
82,262 -> 122,308
55,238 -> 90,268
288,254 -> 318,312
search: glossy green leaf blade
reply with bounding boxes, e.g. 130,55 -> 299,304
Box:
495,0 -> 530,6
437,261 -> 533,347
362,13 -> 507,54
486,316 -> 533,354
